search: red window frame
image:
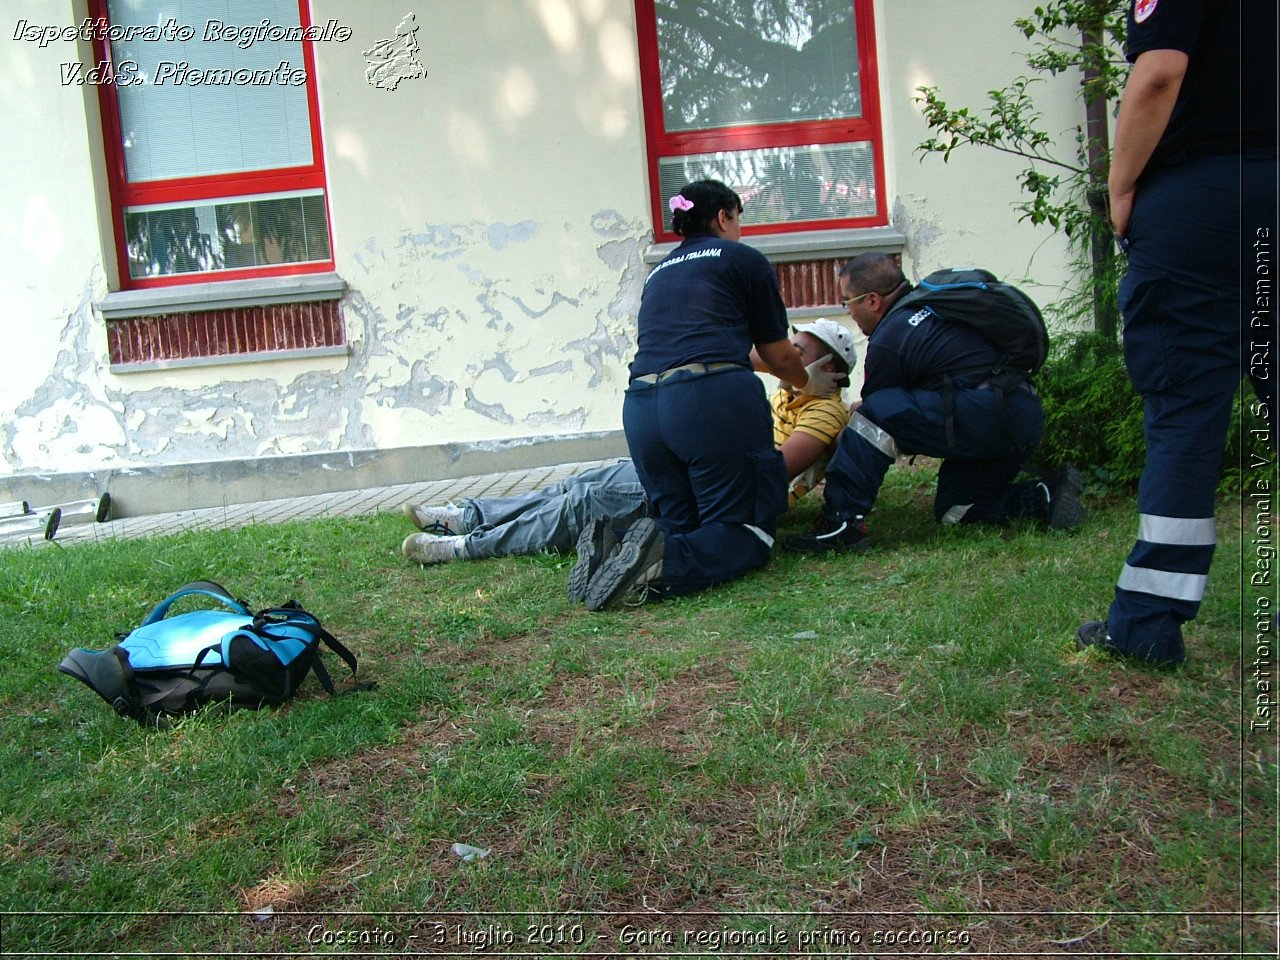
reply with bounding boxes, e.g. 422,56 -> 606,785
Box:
634,0 -> 888,243
88,0 -> 335,290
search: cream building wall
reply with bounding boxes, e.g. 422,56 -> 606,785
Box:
0,0 -> 1093,507
2,3 -> 121,473
313,0 -> 651,451
875,0 -> 1080,302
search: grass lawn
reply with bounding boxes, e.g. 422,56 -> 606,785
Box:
0,464 -> 1274,956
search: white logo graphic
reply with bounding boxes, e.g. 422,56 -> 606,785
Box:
1134,0 -> 1158,24
364,13 -> 427,91
908,308 -> 930,327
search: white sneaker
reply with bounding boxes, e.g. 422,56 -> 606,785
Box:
403,502 -> 471,535
402,533 -> 468,564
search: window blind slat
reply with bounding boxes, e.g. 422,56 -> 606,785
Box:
109,0 -> 314,183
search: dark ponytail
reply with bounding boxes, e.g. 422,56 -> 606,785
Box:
669,179 -> 743,237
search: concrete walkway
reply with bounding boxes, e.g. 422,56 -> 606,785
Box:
1,459 -> 621,549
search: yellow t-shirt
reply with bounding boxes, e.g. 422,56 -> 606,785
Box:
770,389 -> 851,506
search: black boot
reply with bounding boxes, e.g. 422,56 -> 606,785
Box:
783,516 -> 870,554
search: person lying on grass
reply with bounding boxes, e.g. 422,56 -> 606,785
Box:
401,320 -> 856,602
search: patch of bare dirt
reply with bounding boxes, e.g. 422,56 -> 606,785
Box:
277,711 -> 473,823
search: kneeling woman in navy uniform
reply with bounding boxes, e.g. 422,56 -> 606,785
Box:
579,179 -> 837,611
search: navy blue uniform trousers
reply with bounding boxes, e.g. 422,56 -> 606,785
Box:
822,385 -> 1045,525
622,366 -> 788,597
1107,155 -> 1274,665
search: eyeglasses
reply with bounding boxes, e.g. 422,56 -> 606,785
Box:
840,292 -> 873,309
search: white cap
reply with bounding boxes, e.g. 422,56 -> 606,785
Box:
792,318 -> 858,371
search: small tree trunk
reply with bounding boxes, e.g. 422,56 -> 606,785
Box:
1082,20 -> 1119,341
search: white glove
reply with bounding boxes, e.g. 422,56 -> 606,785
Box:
798,354 -> 840,397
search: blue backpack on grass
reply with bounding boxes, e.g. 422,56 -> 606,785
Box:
58,580 -> 359,725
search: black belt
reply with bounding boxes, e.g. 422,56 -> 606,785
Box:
632,361 -> 739,385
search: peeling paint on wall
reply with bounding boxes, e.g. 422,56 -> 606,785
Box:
525,407 -> 587,430
590,210 -> 632,238
365,359 -> 455,415
565,317 -> 633,390
530,360 -> 572,377
3,278 -> 125,473
397,224 -> 469,257
891,197 -> 943,276
510,291 -> 583,319
463,388 -> 514,425
357,212 -> 647,432
486,220 -> 537,250
472,355 -> 519,382
3,210 -> 650,477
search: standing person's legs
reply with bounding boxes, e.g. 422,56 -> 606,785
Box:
1102,366 -> 1237,664
1081,158 -> 1240,665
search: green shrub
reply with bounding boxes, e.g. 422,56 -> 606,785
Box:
1035,333 -> 1143,492
1036,331 -> 1265,494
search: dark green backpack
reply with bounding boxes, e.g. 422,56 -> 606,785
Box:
893,268 -> 1049,446
893,267 -> 1049,379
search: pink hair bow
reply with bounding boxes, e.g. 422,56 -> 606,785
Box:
668,194 -> 694,212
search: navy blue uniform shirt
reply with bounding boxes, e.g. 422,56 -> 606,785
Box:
1127,0 -> 1275,169
630,235 -> 789,380
862,299 -> 1002,396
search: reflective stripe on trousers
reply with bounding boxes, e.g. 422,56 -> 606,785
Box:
1117,565 -> 1208,603
1116,513 -> 1216,604
1137,514 -> 1216,547
848,411 -> 899,460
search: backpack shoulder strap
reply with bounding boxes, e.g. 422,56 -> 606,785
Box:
249,606 -> 360,693
141,581 -> 250,626
256,603 -> 359,679
316,625 -> 358,678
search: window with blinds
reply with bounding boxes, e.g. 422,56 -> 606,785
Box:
636,0 -> 887,240
92,0 -> 334,286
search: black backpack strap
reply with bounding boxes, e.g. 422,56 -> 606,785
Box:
316,625 -> 359,678
138,643 -> 224,713
310,655 -> 337,696
942,374 -> 957,450
309,623 -> 362,697
992,379 -> 1009,445
987,367 -> 1033,451
249,607 -> 357,677
185,642 -> 224,677
254,609 -> 360,696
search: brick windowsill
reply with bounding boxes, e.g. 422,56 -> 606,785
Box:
643,226 -> 905,312
100,274 -> 348,372
98,273 -> 346,320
